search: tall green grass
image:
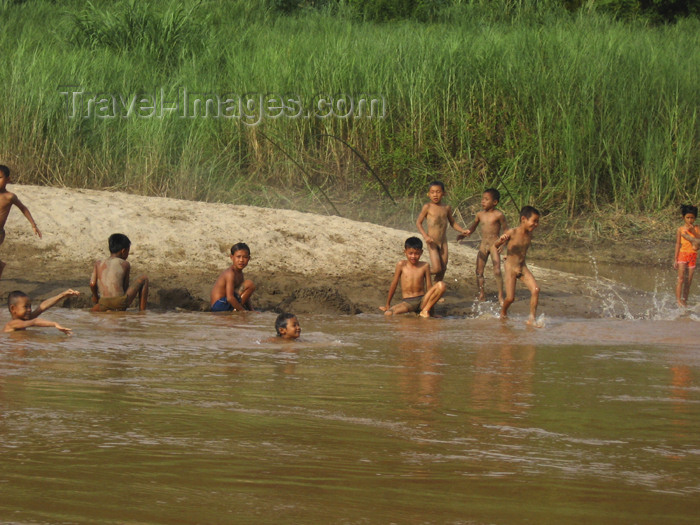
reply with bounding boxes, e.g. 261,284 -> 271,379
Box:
0,0 -> 698,228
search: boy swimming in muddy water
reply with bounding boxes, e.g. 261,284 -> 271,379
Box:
4,289 -> 79,333
275,312 -> 301,340
495,206 -> 540,325
675,204 -> 700,307
0,165 -> 42,280
416,180 -> 469,281
457,188 -> 508,303
210,242 -> 256,312
380,237 -> 446,317
90,233 -> 149,311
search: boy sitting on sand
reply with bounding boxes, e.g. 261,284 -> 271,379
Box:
457,188 -> 508,303
494,206 -> 540,325
4,289 -> 79,333
275,312 -> 301,340
210,242 -> 256,312
416,180 -> 469,281
0,165 -> 42,280
90,233 -> 149,311
380,237 -> 446,317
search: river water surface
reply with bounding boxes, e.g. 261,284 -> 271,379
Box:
1,308 -> 699,524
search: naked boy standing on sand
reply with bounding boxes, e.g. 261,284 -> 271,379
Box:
0,165 -> 42,279
457,188 -> 508,303
210,242 -> 256,312
495,206 -> 540,325
90,233 -> 149,311
416,181 -> 469,281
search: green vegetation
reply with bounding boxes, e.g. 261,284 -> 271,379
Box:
0,0 -> 698,233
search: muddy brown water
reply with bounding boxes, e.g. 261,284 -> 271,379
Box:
1,308 -> 698,524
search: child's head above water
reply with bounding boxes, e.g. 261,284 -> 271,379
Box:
275,312 -> 301,339
7,290 -> 30,319
681,204 -> 698,219
109,233 -> 131,255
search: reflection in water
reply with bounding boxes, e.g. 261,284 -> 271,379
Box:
471,324 -> 535,419
393,317 -> 443,424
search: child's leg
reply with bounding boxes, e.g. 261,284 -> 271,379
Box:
500,266 -> 517,319
419,281 -> 446,317
427,243 -> 443,281
436,243 -> 448,282
683,266 -> 695,304
385,302 -> 411,316
0,260 -> 4,280
239,279 -> 256,309
677,263 -> 688,306
475,250 -> 487,301
125,275 -> 149,311
519,267 -> 540,325
490,246 -> 504,304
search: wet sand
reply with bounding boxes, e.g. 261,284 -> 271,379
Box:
0,185 -> 673,319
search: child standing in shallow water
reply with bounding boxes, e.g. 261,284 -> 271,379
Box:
674,204 -> 700,307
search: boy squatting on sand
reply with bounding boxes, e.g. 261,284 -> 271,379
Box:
416,180 -> 469,282
90,233 -> 149,311
380,237 -> 446,317
4,289 -> 80,333
495,205 -> 540,325
210,243 -> 256,312
457,188 -> 508,303
0,165 -> 42,280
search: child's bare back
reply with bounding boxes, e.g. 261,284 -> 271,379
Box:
90,234 -> 148,311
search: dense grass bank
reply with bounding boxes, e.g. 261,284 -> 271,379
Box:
0,0 -> 698,230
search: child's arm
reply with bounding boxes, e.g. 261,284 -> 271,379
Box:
12,195 -> 41,238
379,263 -> 402,311
89,261 -> 100,304
30,289 -> 80,319
4,318 -> 72,334
675,228 -> 682,268
680,230 -> 700,250
494,229 -> 513,250
446,206 -> 469,236
225,273 -> 246,311
423,263 -> 433,290
499,211 -> 508,233
122,261 -> 131,292
415,204 -> 433,244
457,213 -> 480,241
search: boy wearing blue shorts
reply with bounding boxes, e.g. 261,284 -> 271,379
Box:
210,243 -> 256,312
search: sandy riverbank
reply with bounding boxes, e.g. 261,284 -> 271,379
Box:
0,185 -> 661,319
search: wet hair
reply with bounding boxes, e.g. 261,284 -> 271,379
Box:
7,290 -> 28,310
108,233 -> 131,254
681,204 -> 698,218
428,180 -> 445,192
484,188 -> 500,202
520,205 -> 540,219
231,242 -> 250,255
275,312 -> 297,336
0,165 -> 9,177
404,236 -> 423,250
